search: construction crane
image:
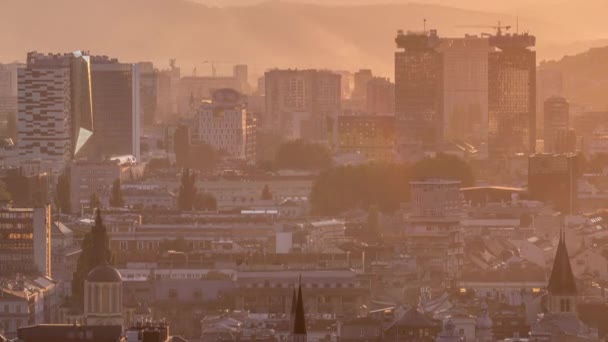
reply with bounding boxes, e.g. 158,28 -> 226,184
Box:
456,21 -> 512,36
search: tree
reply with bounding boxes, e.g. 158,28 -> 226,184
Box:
194,192 -> 217,211
261,184 -> 272,200
367,205 -> 380,232
89,192 -> 101,210
311,163 -> 410,216
174,125 -> 190,168
71,210 -> 114,308
411,153 -> 474,186
178,168 -> 197,210
109,178 -> 124,207
55,172 -> 71,214
275,139 -> 332,170
256,131 -> 284,164
188,143 -> 218,172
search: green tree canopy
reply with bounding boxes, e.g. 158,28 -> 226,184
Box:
89,192 -> 101,210
174,125 -> 190,168
194,192 -> 217,211
178,168 -> 197,210
411,153 -> 475,186
71,210 -> 114,309
109,178 -> 124,207
261,184 -> 272,200
275,139 -> 332,170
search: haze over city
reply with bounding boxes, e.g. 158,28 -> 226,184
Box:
3,1 -> 608,342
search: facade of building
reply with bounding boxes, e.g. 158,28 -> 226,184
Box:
543,96 -> 569,153
439,36 -> 489,144
196,88 -> 254,161
488,33 -> 536,158
536,68 -> 563,138
69,160 -> 121,213
528,153 -> 579,214
178,64 -> 249,115
90,56 -> 141,161
394,30 -> 443,148
405,180 -> 464,280
17,51 -> 94,173
0,206 -> 51,278
0,63 -> 22,129
366,77 -> 395,115
264,69 -> 341,140
337,114 -> 396,162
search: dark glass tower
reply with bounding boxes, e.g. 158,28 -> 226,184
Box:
488,33 -> 536,158
394,29 -> 443,148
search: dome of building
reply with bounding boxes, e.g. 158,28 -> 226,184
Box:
87,264 -> 122,282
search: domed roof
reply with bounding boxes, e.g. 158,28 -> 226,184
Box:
87,264 -> 122,283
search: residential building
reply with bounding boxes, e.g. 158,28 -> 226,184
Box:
90,56 -> 141,161
488,32 -> 536,157
234,270 -> 369,316
0,63 -> 22,130
264,69 -> 341,140
543,96 -> 569,153
196,88 -> 255,161
394,29 -> 443,148
351,69 -> 373,110
337,114 -> 396,162
17,51 -> 94,173
405,180 -> 464,280
366,77 -> 394,115
0,206 -> 51,278
178,64 -> 249,115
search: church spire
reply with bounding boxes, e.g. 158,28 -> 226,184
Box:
547,228 -> 577,296
91,209 -> 110,266
291,275 -> 307,341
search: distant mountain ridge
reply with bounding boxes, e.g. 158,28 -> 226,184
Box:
0,0 -> 605,81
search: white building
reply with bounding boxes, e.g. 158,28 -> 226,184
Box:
197,88 -> 255,161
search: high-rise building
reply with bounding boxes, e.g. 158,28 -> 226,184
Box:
536,68 -> 563,138
351,69 -> 373,110
178,65 -> 249,116
439,36 -> 489,144
543,96 -> 569,153
366,77 -> 395,115
488,32 -> 536,157
0,205 -> 52,278
528,153 -> 578,214
196,88 -> 255,161
395,30 -> 443,148
90,56 -> 141,161
0,63 -> 22,131
337,114 -> 395,161
17,51 -> 94,173
555,128 -> 577,154
138,62 -> 158,127
264,69 -> 341,140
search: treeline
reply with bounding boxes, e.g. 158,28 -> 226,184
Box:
310,153 -> 474,216
256,132 -> 332,171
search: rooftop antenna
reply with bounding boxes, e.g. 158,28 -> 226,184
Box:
423,18 -> 427,33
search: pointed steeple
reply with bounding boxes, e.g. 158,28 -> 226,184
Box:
289,286 -> 297,330
91,209 -> 110,266
547,229 -> 577,295
292,275 -> 307,338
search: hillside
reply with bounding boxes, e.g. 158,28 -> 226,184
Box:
540,46 -> 608,110
0,0 -> 604,80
